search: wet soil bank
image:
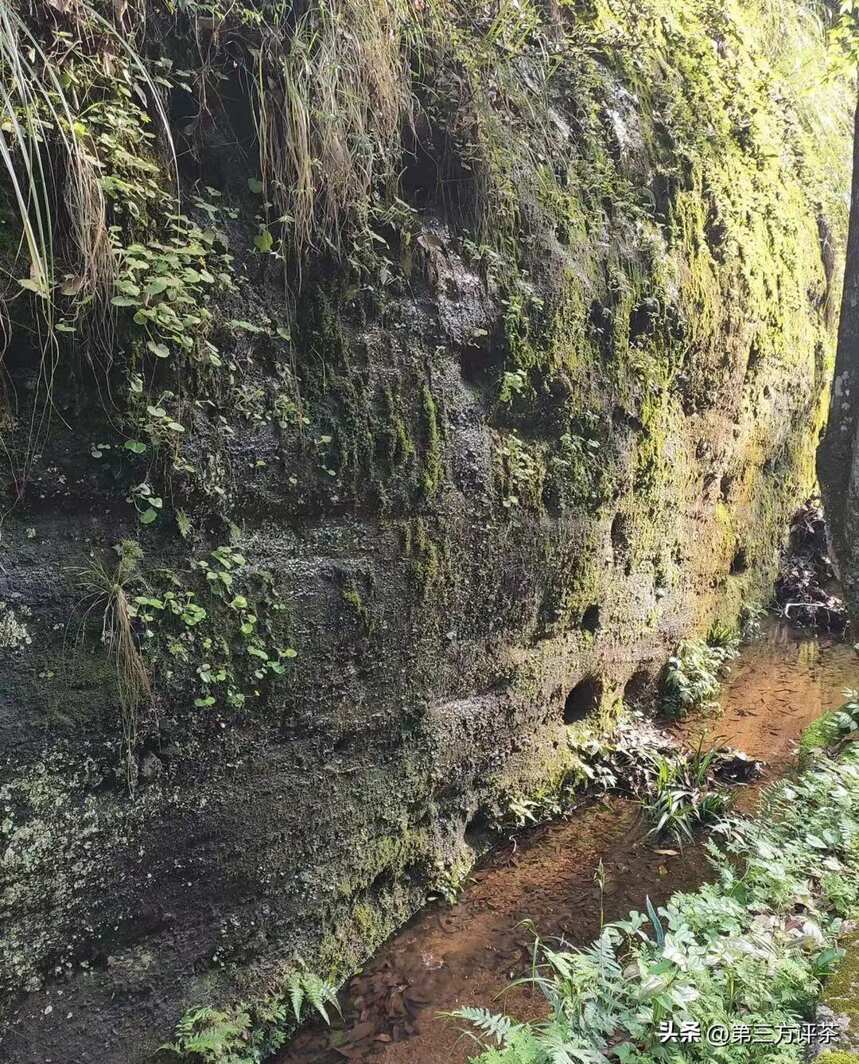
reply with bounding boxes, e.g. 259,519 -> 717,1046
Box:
276,621 -> 857,1064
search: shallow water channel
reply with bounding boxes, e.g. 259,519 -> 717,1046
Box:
277,621 -> 857,1064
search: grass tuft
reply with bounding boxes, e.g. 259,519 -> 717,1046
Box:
74,541 -> 150,792
255,0 -> 417,264
641,741 -> 732,844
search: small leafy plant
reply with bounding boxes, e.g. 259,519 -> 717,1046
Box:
498,430 -> 543,510
800,688 -> 859,753
641,742 -> 731,844
661,631 -> 739,718
131,544 -> 298,713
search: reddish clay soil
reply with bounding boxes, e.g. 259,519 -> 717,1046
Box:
275,622 -> 857,1064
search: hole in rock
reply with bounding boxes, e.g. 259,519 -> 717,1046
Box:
401,110 -> 478,223
541,479 -> 563,516
745,337 -> 763,379
623,669 -> 651,706
170,62 -> 259,192
581,604 -> 601,633
588,299 -> 612,357
333,732 -> 354,754
611,512 -> 630,556
465,809 -> 491,849
400,122 -> 440,211
563,677 -> 603,725
629,298 -> 658,342
369,868 -> 395,898
459,323 -> 504,386
731,547 -> 749,575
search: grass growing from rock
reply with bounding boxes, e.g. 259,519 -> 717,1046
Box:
456,746 -> 859,1063
73,541 -> 151,792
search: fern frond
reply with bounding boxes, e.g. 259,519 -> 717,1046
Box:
452,1006 -> 520,1046
286,970 -> 341,1024
286,972 -> 305,1023
535,1025 -> 610,1064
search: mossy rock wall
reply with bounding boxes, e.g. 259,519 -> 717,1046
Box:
818,931 -> 859,1057
0,0 -> 851,1060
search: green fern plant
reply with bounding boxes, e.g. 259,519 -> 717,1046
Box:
450,1007 -> 522,1046
661,634 -> 739,718
286,969 -> 341,1025
163,970 -> 339,1064
161,1005 -> 254,1064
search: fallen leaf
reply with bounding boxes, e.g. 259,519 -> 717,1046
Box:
343,1021 -> 376,1043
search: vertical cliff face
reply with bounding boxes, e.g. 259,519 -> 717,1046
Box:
0,1 -> 852,1061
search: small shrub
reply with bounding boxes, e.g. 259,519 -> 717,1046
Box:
740,600 -> 769,640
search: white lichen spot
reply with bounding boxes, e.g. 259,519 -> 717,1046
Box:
0,602 -> 32,650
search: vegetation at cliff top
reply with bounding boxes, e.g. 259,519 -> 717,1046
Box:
0,0 -> 850,537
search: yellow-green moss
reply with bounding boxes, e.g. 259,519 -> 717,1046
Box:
822,932 -> 859,1035
406,517 -> 444,598
419,383 -> 444,500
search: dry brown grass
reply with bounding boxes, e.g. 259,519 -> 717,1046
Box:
75,544 -> 151,792
254,0 -> 418,261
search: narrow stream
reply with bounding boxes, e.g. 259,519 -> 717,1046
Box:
278,620 -> 857,1064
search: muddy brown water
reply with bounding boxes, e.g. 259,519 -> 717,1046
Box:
276,621 -> 857,1064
